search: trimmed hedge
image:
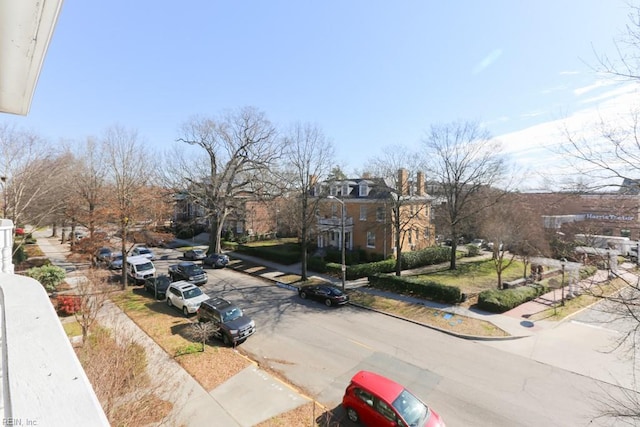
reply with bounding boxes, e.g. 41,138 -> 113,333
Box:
322,247 -> 454,280
400,247 -> 450,269
307,256 -> 328,273
235,244 -> 301,265
477,284 -> 548,313
368,273 -> 462,304
337,259 -> 396,280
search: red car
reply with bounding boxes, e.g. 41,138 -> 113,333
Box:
342,370 -> 445,427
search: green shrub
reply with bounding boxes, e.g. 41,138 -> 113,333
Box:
307,256 -> 327,273
236,244 -> 301,265
400,247 -> 451,269
12,243 -> 27,265
477,284 -> 548,313
368,273 -> 462,304
343,259 -> 396,279
26,265 -> 66,293
465,244 -> 481,257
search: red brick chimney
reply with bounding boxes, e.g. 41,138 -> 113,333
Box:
397,169 -> 408,195
416,171 -> 424,196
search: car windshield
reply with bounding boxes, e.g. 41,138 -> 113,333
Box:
138,262 -> 154,271
185,265 -> 203,274
392,389 -> 428,427
222,307 -> 242,322
193,250 -> 204,255
155,277 -> 171,286
326,287 -> 343,296
138,248 -> 151,255
183,287 -> 203,299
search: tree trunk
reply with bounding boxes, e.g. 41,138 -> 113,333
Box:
449,241 -> 458,270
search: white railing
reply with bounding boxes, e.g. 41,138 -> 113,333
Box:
0,218 -> 108,425
0,220 -> 13,274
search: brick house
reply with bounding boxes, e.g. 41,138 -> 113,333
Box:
314,169 -> 436,259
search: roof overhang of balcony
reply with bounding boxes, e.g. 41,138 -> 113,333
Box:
0,0 -> 64,115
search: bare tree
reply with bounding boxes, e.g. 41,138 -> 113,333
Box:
73,269 -> 112,343
184,321 -> 220,352
365,146 -> 434,276
282,122 -> 335,280
422,121 -> 508,270
0,123 -> 69,237
102,125 -> 154,288
170,106 -> 281,254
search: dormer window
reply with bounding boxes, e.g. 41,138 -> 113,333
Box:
359,183 -> 369,197
342,184 -> 349,196
330,186 -> 337,196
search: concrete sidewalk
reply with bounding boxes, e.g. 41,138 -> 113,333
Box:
34,230 -> 311,426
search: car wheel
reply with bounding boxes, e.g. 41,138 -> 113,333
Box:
223,334 -> 232,346
183,306 -> 189,317
325,298 -> 333,307
167,298 -> 173,307
346,407 -> 359,423
300,291 -> 307,299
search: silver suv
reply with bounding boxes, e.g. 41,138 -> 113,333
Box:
166,281 -> 209,316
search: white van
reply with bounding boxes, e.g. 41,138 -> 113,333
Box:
126,255 -> 156,284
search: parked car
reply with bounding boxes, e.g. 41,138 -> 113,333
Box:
342,370 -> 445,427
96,247 -> 112,263
126,255 -> 156,285
184,249 -> 206,261
131,246 -> 155,260
108,252 -> 123,270
470,239 -> 485,248
203,253 -> 229,269
168,261 -> 208,286
298,284 -> 349,307
166,281 -> 209,316
144,275 -> 171,300
197,297 -> 256,346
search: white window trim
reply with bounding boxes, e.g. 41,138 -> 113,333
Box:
360,206 -> 367,221
367,231 -> 376,248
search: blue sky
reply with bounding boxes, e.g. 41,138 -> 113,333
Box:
8,1 -> 639,187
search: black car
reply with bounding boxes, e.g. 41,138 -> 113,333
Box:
202,253 -> 229,268
197,297 -> 256,346
298,285 -> 349,307
143,275 -> 171,300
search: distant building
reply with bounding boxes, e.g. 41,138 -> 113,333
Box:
515,191 -> 640,239
314,169 -> 436,258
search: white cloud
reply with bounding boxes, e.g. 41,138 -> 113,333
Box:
494,86 -> 640,190
472,48 -> 503,74
573,79 -> 616,96
559,70 -> 581,75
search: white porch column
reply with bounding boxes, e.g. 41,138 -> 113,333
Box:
0,219 -> 13,274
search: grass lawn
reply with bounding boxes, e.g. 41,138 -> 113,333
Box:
241,238 -> 298,247
348,290 -> 509,337
110,288 -> 251,391
63,320 -> 82,337
414,259 -> 528,294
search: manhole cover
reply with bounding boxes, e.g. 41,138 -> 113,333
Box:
520,320 -> 534,328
